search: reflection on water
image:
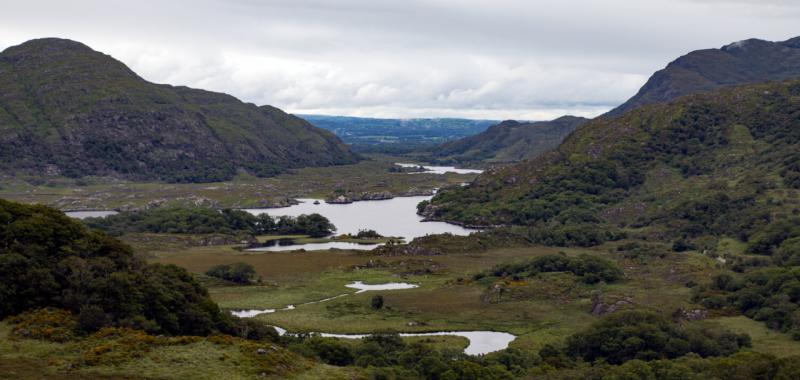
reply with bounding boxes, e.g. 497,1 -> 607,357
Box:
246,241 -> 381,252
317,330 -> 516,356
65,210 -> 118,219
395,163 -> 483,175
346,281 -> 419,292
245,195 -> 475,241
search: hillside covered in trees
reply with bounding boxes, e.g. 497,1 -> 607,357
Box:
425,79 -> 800,248
0,38 -> 358,183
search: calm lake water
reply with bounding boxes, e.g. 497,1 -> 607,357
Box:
318,331 -> 516,356
395,163 -> 483,174
244,196 -> 476,251
246,241 -> 381,252
65,210 -> 119,219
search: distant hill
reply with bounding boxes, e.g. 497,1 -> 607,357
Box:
301,114 -> 496,153
0,38 -> 358,182
607,36 -> 800,116
425,79 -> 800,244
427,116 -> 588,165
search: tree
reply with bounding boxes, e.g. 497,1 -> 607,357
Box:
0,199 -> 232,336
205,262 -> 257,284
371,295 -> 384,310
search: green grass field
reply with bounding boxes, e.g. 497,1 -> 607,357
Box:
142,237 -> 778,355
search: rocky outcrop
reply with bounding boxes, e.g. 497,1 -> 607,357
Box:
590,294 -> 634,315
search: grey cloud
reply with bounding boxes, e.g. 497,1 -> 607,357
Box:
1,0 -> 798,119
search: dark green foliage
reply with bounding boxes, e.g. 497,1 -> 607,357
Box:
282,213 -> 337,238
480,253 -> 624,284
526,223 -> 625,247
292,333 -> 517,379
84,207 -> 335,237
295,336 -> 355,366
671,239 -> 695,252
232,318 -> 280,342
697,268 -> 800,337
355,229 -> 383,239
205,262 -> 257,284
371,295 -> 384,310
427,79 -> 800,247
416,200 -> 430,215
747,219 -> 800,256
0,38 -> 358,182
565,311 -> 750,364
0,199 -> 231,335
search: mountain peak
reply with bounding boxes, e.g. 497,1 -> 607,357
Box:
720,38 -> 768,52
0,38 -> 358,182
2,37 -> 96,58
607,35 -> 800,116
0,37 -> 141,82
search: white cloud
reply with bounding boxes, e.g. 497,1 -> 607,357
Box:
1,0 -> 798,119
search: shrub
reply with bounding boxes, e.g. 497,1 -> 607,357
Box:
206,262 -> 257,284
565,310 -> 750,365
0,199 -> 232,336
7,308 -> 77,342
371,295 -> 384,310
356,229 -> 383,239
480,253 -> 624,284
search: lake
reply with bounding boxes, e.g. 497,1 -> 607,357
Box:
65,210 -> 119,219
395,163 -> 483,174
318,330 -> 516,356
244,195 -> 476,251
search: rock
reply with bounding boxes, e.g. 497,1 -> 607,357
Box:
256,348 -> 268,355
327,195 -> 352,204
591,294 -> 634,315
673,308 -> 708,321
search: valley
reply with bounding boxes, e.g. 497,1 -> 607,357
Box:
3,19 -> 800,380
0,156 -> 476,212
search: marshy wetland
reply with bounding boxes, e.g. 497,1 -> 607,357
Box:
7,157 -> 800,379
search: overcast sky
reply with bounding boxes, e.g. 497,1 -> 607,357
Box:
1,0 -> 799,120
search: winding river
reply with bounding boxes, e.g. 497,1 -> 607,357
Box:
231,281 -> 516,355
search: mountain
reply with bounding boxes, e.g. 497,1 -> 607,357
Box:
0,38 -> 358,182
424,79 -> 800,244
607,36 -> 800,116
427,116 -> 588,165
301,114 -> 496,152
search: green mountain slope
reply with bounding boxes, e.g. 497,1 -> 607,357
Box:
425,79 -> 800,243
0,38 -> 358,182
607,36 -> 800,116
427,116 -> 588,165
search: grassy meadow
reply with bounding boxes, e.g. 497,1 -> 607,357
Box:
141,235 -> 795,355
